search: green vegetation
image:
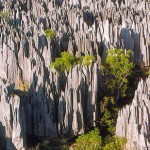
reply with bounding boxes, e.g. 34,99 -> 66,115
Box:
82,55 -> 95,66
50,52 -> 95,73
0,11 -> 10,19
137,62 -> 150,78
50,48 -> 136,149
103,136 -> 127,150
15,80 -> 29,93
50,52 -> 77,72
97,49 -> 133,149
75,128 -> 126,150
44,29 -> 56,39
100,96 -> 118,136
103,48 -> 135,99
75,128 -> 102,150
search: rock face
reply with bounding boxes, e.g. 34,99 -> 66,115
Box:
0,79 -> 26,150
116,78 -> 150,150
0,64 -> 101,150
0,0 -> 149,149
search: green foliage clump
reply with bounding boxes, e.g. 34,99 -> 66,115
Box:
138,62 -> 150,78
100,96 -> 118,136
103,136 -> 127,150
74,128 -> 126,150
82,55 -> 95,66
75,128 -> 102,150
50,52 -> 95,73
0,11 -> 10,19
103,48 -> 135,99
15,80 -> 29,93
50,52 -> 77,72
45,29 -> 56,39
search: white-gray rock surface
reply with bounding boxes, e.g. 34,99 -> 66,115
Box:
0,0 -> 149,149
116,77 -> 150,150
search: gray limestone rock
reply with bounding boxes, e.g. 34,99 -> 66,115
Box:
116,77 -> 150,150
0,0 -> 150,149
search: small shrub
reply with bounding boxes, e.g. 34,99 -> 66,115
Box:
143,67 -> 150,77
50,52 -> 95,73
15,80 -> 29,93
50,52 -> 77,72
76,56 -> 84,65
0,11 -> 10,19
62,145 -> 69,150
99,96 -> 119,137
103,136 -> 127,150
75,128 -> 102,150
44,29 -> 56,39
82,55 -> 95,66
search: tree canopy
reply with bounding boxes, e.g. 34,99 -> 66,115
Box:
50,52 -> 95,73
103,48 -> 135,99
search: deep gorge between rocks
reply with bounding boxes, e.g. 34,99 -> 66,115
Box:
0,0 -> 150,149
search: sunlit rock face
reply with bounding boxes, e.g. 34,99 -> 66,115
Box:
0,0 -> 150,149
116,77 -> 150,150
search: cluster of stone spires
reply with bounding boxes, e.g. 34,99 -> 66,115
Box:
0,0 -> 149,149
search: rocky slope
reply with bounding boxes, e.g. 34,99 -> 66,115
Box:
116,77 -> 150,150
0,0 -> 149,149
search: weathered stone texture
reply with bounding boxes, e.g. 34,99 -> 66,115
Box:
116,77 -> 150,150
0,0 -> 149,149
0,79 -> 26,150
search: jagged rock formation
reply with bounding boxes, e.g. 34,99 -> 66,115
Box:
116,78 -> 150,150
0,78 -> 26,150
0,0 -> 149,149
0,64 -> 101,150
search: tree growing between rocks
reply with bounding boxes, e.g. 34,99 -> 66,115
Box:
103,48 -> 135,100
44,29 -> 56,40
50,51 -> 95,73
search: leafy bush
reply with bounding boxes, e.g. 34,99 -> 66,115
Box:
100,96 -> 118,136
15,80 -> 29,93
45,29 -> 56,39
143,67 -> 150,77
0,11 -> 10,19
103,136 -> 127,150
138,62 -> 150,78
50,52 -> 95,73
75,128 -> 102,150
74,128 -> 126,150
82,55 -> 95,66
103,48 -> 135,99
50,52 -> 77,72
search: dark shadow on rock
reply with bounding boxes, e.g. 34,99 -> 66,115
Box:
55,0 -> 63,8
38,34 -> 48,50
83,10 -> 95,27
120,27 -> 134,50
39,17 -> 47,29
20,74 -> 58,148
120,27 -> 144,65
0,122 -> 6,149
0,122 -> 16,150
41,2 -> 49,13
0,1 -> 4,10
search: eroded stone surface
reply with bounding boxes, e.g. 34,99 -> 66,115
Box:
0,0 -> 150,149
116,77 -> 150,150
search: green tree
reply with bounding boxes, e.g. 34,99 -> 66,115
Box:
75,128 -> 102,150
103,48 -> 134,99
100,96 -> 118,136
103,136 -> 126,150
50,52 -> 76,72
50,52 -> 95,73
